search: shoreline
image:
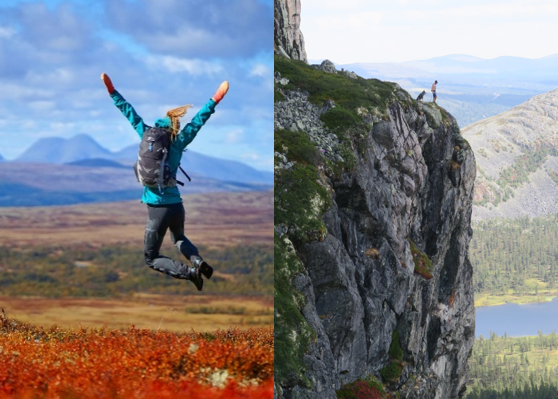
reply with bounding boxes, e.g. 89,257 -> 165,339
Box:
474,293 -> 558,308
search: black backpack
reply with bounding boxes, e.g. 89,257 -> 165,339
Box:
133,127 -> 192,192
133,127 -> 172,192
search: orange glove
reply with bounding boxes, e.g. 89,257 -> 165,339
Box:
212,81 -> 229,104
101,73 -> 115,94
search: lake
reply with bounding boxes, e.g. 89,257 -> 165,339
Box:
475,297 -> 558,338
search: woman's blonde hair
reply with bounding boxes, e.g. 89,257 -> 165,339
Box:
166,104 -> 193,139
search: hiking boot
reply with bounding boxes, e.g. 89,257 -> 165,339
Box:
190,255 -> 214,279
187,266 -> 203,291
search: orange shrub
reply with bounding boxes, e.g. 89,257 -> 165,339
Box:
0,316 -> 273,399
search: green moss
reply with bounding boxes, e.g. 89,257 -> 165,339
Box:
389,330 -> 403,361
274,54 -> 396,115
380,362 -> 401,382
320,107 -> 363,130
275,89 -> 285,103
274,234 -> 315,388
274,128 -> 334,388
338,142 -> 357,171
409,240 -> 433,279
274,130 -> 331,244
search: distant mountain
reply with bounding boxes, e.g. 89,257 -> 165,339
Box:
0,162 -> 271,207
66,158 -> 128,168
338,54 -> 558,128
402,53 -> 558,81
1,134 -> 272,206
114,144 -> 273,184
0,152 -> 3,161
14,134 -> 272,186
462,87 -> 558,220
72,141 -> 272,185
16,134 -> 113,163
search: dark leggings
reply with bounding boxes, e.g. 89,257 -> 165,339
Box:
144,202 -> 198,279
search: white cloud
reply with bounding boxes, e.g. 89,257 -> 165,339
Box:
0,26 -> 14,38
29,101 -> 55,111
145,56 -> 223,76
225,128 -> 244,143
26,68 -> 75,85
301,0 -> 558,63
250,63 -> 270,77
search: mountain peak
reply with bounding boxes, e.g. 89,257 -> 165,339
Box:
16,135 -> 113,164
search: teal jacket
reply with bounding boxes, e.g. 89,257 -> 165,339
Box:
110,90 -> 216,205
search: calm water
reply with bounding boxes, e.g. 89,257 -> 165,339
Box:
475,297 -> 558,338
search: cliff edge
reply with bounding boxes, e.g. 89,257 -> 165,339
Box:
274,54 -> 476,398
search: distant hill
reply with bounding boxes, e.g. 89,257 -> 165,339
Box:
15,135 -> 272,186
66,158 -> 129,168
113,144 -> 273,184
0,162 -> 271,207
462,87 -> 558,220
338,54 -> 558,128
16,134 -> 113,164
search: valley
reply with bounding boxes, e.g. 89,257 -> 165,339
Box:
0,190 -> 273,248
0,190 -> 273,331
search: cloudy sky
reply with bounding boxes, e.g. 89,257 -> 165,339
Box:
0,0 -> 273,171
301,0 -> 558,64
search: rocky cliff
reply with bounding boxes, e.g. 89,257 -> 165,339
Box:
274,0 -> 307,62
274,55 -> 476,398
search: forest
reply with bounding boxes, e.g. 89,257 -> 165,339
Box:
0,243 -> 273,297
470,215 -> 558,301
466,332 -> 558,398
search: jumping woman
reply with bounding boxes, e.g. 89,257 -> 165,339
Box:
101,73 -> 229,291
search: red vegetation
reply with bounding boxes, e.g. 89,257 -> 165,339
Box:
337,380 -> 385,399
0,316 -> 273,399
449,290 -> 457,308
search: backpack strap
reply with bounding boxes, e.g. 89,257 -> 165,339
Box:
178,165 -> 191,182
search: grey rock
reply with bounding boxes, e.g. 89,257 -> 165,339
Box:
274,0 -> 307,62
275,72 -> 290,86
318,59 -> 337,74
341,70 -> 358,79
275,91 -> 341,163
275,223 -> 288,238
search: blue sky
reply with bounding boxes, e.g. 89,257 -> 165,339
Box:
0,0 -> 273,171
302,0 -> 558,64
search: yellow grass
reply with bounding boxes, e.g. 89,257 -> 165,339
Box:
0,294 -> 273,332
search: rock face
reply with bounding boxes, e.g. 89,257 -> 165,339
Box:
274,0 -> 307,62
274,58 -> 476,398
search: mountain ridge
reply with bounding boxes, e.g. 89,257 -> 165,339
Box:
462,87 -> 558,220
11,134 -> 272,185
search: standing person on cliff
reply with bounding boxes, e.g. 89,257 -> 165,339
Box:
432,80 -> 438,103
100,73 -> 229,291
